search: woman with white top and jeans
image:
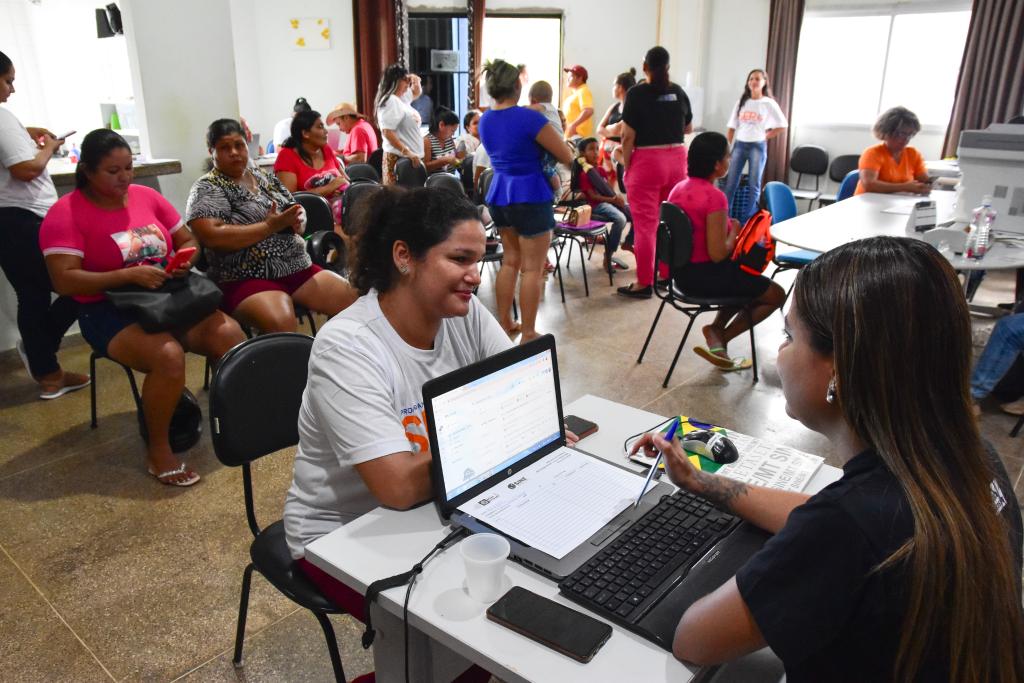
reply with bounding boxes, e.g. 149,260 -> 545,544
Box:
722,69 -> 788,223
374,64 -> 423,185
0,50 -> 88,399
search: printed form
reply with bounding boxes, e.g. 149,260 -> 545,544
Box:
458,448 -> 642,559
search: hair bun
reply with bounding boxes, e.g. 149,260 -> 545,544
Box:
629,67 -> 636,76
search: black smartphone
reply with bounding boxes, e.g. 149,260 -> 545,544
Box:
564,414 -> 598,440
486,587 -> 612,663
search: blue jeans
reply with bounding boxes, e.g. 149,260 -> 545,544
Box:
971,313 -> 1024,399
591,202 -> 632,253
723,140 -> 768,223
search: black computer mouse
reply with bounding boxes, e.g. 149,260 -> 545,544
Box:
680,430 -> 739,464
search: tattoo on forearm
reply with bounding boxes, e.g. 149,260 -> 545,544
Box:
695,471 -> 748,511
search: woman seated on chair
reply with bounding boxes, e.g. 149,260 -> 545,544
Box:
423,107 -> 462,175
632,236 -> 1023,682
187,119 -> 357,333
855,106 -> 931,196
274,110 -> 350,223
667,131 -> 785,370
39,129 -> 247,487
282,187 -> 516,682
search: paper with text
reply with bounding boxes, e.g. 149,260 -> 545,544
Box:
458,448 -> 642,559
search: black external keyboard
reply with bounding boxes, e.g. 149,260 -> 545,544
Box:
558,490 -> 737,623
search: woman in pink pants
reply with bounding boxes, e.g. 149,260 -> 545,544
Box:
619,46 -> 693,298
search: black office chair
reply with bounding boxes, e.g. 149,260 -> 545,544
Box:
209,333 -> 348,682
345,163 -> 380,184
367,147 -> 384,181
395,157 -> 427,188
551,220 -> 609,301
817,154 -> 860,207
293,192 -> 335,233
308,230 -> 347,277
788,145 -> 829,209
89,352 -> 141,428
424,171 -> 465,196
340,181 -> 383,236
637,202 -> 759,386
477,167 -> 494,205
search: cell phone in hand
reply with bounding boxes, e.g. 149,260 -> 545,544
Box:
164,247 -> 196,273
564,415 -> 598,440
486,587 -> 612,663
56,130 -> 76,140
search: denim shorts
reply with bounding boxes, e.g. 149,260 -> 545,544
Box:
78,300 -> 138,357
489,202 -> 555,237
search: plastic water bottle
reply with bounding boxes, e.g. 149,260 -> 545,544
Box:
967,195 -> 996,260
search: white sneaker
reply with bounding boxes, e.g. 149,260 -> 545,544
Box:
38,372 -> 91,400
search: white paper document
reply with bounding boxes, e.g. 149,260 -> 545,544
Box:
458,448 -> 641,559
716,433 -> 823,492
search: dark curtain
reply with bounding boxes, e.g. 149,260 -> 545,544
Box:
352,0 -> 397,126
468,0 -> 485,109
764,0 -> 805,185
942,0 -> 1024,157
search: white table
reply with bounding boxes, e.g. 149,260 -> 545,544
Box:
305,395 -> 843,683
772,191 -> 1024,272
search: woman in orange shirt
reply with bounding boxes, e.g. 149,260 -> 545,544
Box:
855,106 -> 930,195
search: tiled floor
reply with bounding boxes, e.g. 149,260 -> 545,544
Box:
1,247 -> 1021,682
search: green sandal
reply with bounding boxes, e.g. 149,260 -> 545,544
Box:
694,346 -> 736,369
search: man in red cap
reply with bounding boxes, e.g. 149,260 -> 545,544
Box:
561,64 -> 594,138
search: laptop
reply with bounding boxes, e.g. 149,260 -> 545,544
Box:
422,335 -> 769,650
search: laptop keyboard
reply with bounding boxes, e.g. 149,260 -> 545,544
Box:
558,490 -> 737,624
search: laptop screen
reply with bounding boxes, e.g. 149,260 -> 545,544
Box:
431,346 -> 561,501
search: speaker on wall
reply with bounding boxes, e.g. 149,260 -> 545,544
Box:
96,3 -> 123,39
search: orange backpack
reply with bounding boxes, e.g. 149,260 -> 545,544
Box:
730,209 -> 776,275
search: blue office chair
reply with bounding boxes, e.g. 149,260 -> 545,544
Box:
836,170 -> 860,202
266,141 -> 275,154
764,181 -> 820,285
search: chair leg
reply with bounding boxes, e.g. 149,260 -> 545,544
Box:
663,314 -> 698,388
313,611 -> 347,683
554,244 -> 567,304
637,300 -> 669,363
577,239 -> 590,297
1011,414 -> 1024,437
232,563 -> 255,667
512,296 -> 519,320
203,357 -> 211,392
746,308 -> 759,384
306,312 -> 318,336
122,364 -> 142,411
89,352 -> 99,429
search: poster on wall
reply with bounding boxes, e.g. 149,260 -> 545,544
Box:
290,18 -> 331,50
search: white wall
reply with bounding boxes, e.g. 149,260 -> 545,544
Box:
700,0 -> 771,135
121,0 -> 240,212
229,0 -> 358,149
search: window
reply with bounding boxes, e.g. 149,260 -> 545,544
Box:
793,8 -> 970,127
482,16 -> 562,106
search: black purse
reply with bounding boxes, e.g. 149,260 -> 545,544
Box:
107,272 -> 223,333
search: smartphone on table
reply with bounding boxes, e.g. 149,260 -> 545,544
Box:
486,586 -> 612,663
564,414 -> 598,440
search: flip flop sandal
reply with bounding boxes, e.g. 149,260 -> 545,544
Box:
148,463 -> 201,487
718,357 -> 753,372
693,346 -> 736,369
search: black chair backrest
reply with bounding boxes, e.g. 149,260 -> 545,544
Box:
656,202 -> 694,273
395,157 -> 427,187
367,147 -> 384,179
789,145 -> 829,175
293,192 -> 334,232
478,167 -> 494,204
346,163 -> 380,184
209,333 -> 314,468
307,230 -> 347,276
828,154 -> 860,183
341,181 -> 383,235
424,172 -> 465,196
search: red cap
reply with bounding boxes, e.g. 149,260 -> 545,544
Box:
563,64 -> 588,81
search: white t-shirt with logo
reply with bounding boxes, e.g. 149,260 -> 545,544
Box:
376,93 -> 423,157
0,107 -> 58,218
283,289 -> 512,558
726,97 -> 788,143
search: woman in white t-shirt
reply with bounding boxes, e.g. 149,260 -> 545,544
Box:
722,69 -> 788,223
374,64 -> 424,185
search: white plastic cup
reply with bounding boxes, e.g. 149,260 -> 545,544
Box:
460,533 -> 510,602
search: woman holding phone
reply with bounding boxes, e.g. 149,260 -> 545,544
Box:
374,64 -> 424,185
0,50 -> 89,399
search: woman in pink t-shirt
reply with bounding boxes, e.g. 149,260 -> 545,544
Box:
274,110 -> 349,224
39,129 -> 246,486
666,132 -> 785,370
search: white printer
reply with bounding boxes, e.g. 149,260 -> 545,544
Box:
958,123 -> 1024,234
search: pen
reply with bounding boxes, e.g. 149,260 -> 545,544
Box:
634,417 -> 680,508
